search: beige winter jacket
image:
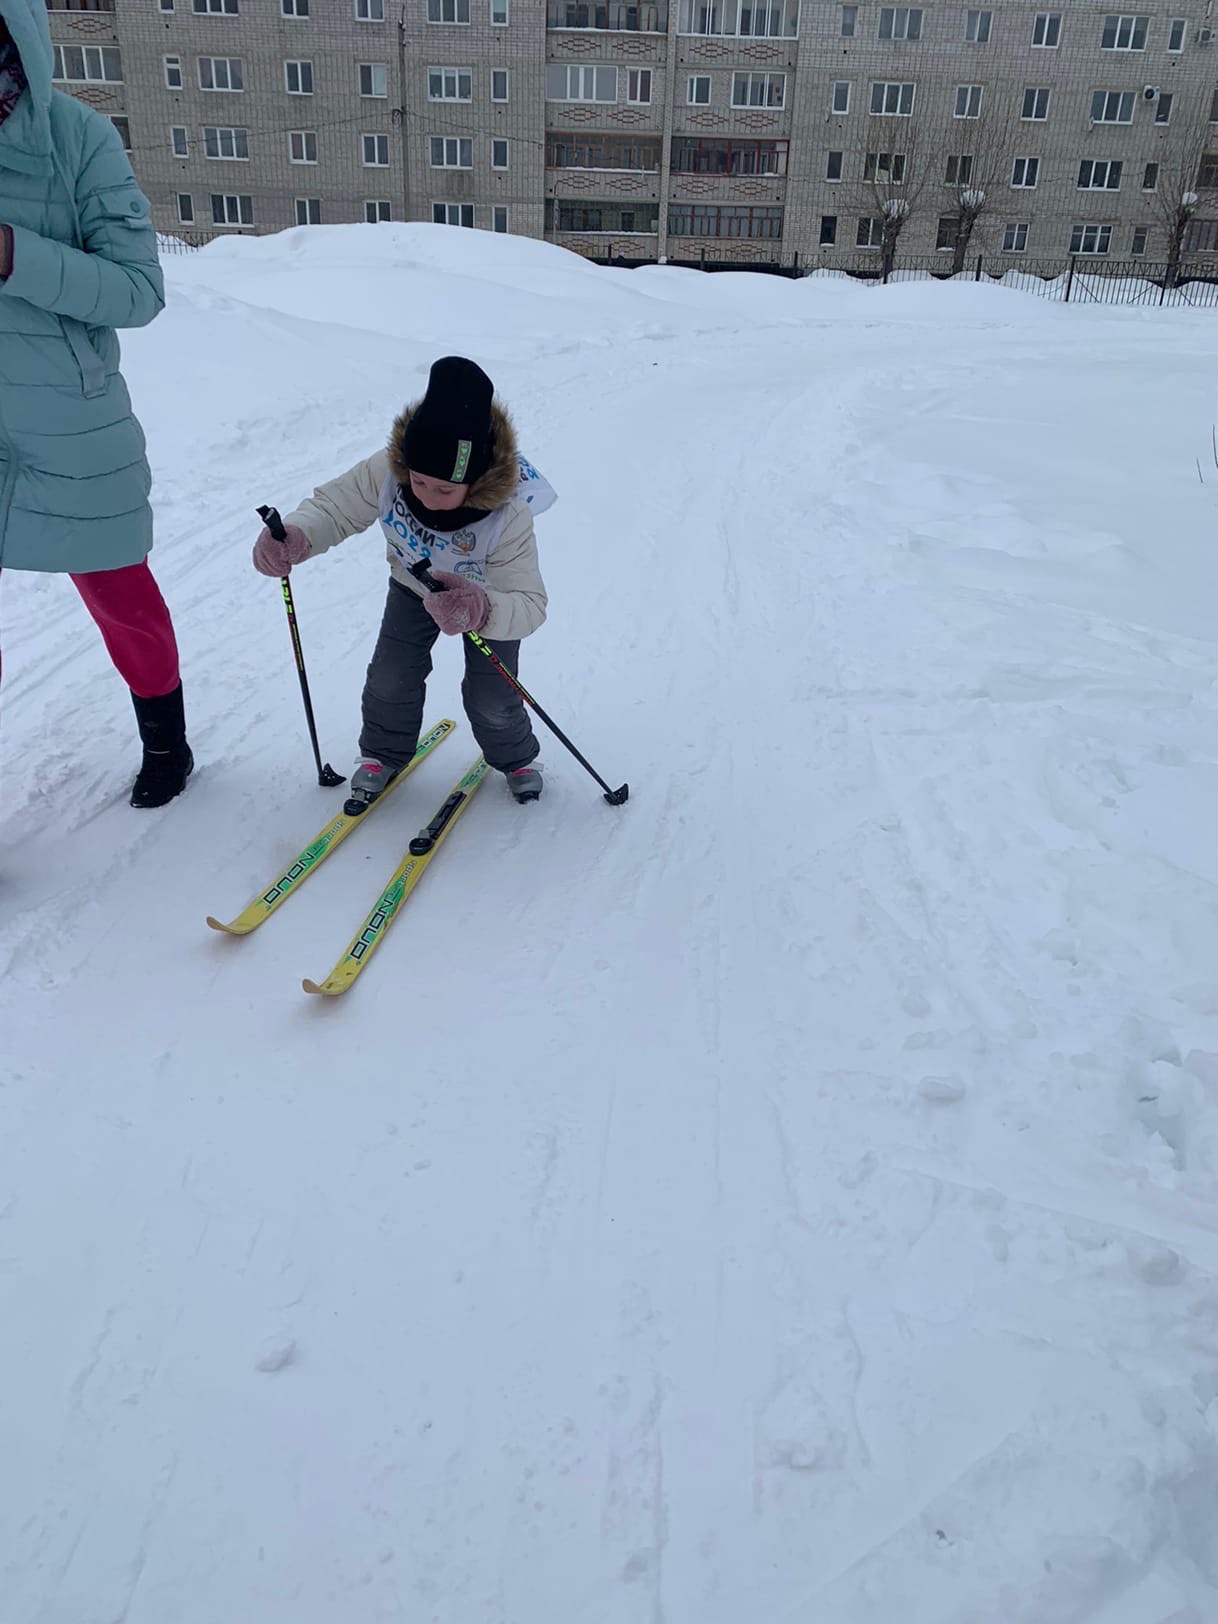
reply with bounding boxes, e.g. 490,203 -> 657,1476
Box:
284,401 -> 548,643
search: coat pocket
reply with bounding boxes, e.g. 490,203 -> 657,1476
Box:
59,316 -> 107,399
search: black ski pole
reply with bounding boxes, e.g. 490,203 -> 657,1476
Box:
410,558 -> 628,806
257,504 -> 346,788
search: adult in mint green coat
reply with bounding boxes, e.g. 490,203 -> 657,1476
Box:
0,0 -> 192,808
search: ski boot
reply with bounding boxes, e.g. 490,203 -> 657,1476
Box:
344,758 -> 398,817
506,764 -> 543,804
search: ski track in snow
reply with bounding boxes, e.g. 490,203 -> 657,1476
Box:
3,226 -> 1218,1624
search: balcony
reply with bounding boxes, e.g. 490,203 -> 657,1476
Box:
546,1 -> 667,31
670,136 -> 787,177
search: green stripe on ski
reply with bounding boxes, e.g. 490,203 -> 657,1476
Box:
205,719 -> 456,936
302,756 -> 490,997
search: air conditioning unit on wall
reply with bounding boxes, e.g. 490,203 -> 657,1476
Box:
1197,26 -> 1216,44
1143,85 -> 1160,100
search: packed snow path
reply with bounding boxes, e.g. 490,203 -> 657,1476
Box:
3,229 -> 1218,1624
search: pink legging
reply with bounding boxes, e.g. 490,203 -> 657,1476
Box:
1,560 -> 180,699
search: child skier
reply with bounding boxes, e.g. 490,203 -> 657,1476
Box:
252,356 -> 555,809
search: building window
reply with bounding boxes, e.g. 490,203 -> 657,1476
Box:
856,217 -> 883,248
628,69 -> 652,103
434,202 -> 475,225
363,133 -> 392,165
52,45 -> 123,83
687,75 -> 711,104
841,4 -> 857,33
164,55 -> 183,88
356,0 -> 385,15
1101,13 -> 1148,49
1070,222 -> 1113,253
864,150 -> 906,182
160,0 -> 175,10
831,80 -> 851,113
211,193 -> 254,226
954,83 -> 982,117
1199,152 -> 1218,185
676,0 -> 800,37
1143,161 -> 1159,189
285,60 -> 314,94
668,204 -> 782,238
1092,90 -> 1135,123
365,199 -> 391,221
289,130 -> 318,163
427,0 -> 471,20
936,215 -> 960,250
429,135 -> 472,167
879,7 -> 922,39
820,214 -> 838,245
295,198 -> 321,224
1032,11 -> 1060,46
171,125 -> 189,157
945,153 -> 973,184
670,137 -> 787,174
176,193 -> 194,223
282,0 -> 309,14
493,205 -> 509,232
1010,155 -> 1039,187
1185,219 -> 1218,251
1168,17 -> 1186,50
203,125 -> 249,159
1131,226 -> 1148,254
360,64 -> 388,96
549,132 -> 663,168
492,70 -> 509,100
965,9 -> 992,42
492,138 -> 509,167
870,81 -> 915,116
1078,158 -> 1122,189
546,64 -> 618,101
732,73 -> 786,108
1022,87 -> 1050,120
1155,92 -> 1174,124
1002,221 -> 1028,251
428,67 -> 471,99
491,0 -> 509,21
826,149 -> 843,180
194,0 -> 239,12
198,57 -> 244,91
110,116 -> 131,150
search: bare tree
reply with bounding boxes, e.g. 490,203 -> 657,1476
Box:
935,117 -> 1016,275
1143,95 -> 1213,284
847,121 -> 931,280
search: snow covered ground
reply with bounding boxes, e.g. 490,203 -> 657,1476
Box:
3,225 -> 1218,1624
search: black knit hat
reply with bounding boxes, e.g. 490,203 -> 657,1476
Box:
401,356 -> 495,486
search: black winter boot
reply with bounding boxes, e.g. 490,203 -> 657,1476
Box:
130,684 -> 194,809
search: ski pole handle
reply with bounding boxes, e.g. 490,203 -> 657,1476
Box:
410,558 -> 444,594
258,504 -> 288,544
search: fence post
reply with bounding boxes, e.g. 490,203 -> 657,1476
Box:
1064,254 -> 1076,303
974,253 -> 983,282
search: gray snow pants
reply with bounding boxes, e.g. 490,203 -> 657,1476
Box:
360,578 -> 540,773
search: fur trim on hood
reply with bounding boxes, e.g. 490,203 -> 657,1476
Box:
388,398 -> 520,511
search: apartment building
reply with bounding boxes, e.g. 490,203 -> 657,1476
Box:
42,0 -> 1218,267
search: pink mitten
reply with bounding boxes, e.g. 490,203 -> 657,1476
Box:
422,570 -> 490,636
252,522 -> 311,578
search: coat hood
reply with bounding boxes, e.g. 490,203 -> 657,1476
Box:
0,0 -> 52,110
388,398 -> 521,512
0,0 -> 54,169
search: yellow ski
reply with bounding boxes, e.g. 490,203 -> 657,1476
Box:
206,719 -> 456,936
302,756 -> 489,997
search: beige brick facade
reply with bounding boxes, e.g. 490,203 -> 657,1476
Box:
43,0 -> 1218,267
